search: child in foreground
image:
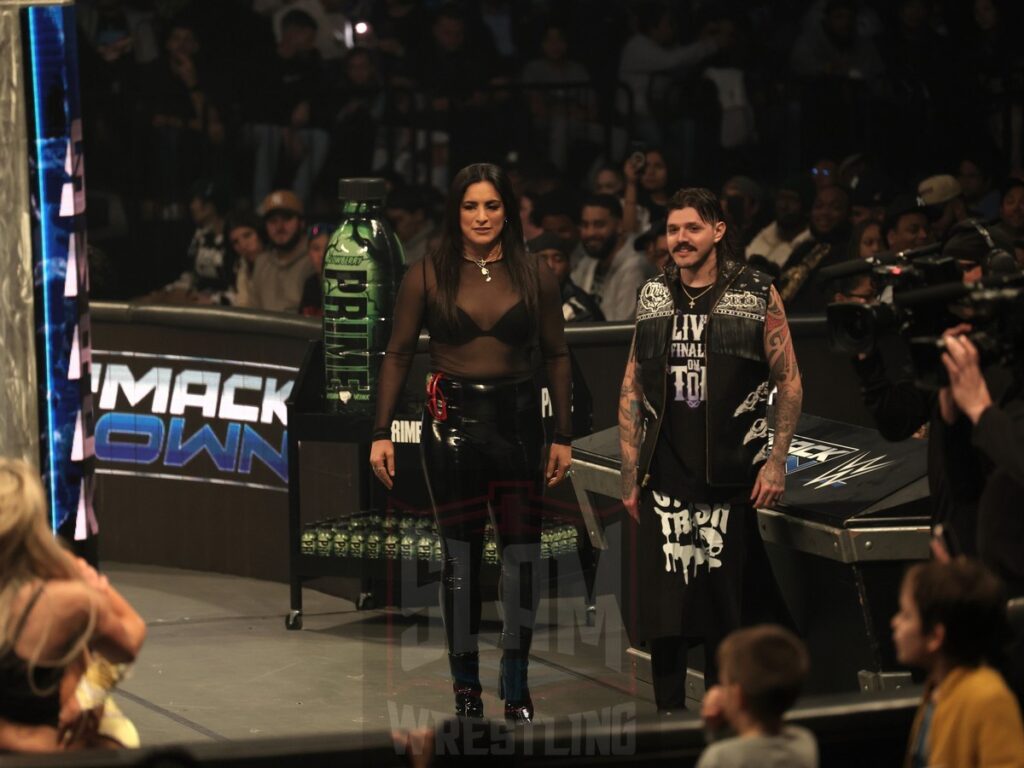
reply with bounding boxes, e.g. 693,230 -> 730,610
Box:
698,624 -> 818,768
893,558 -> 1024,768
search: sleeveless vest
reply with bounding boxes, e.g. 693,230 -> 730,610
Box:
633,260 -> 773,489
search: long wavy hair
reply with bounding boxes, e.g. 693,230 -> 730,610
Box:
430,163 -> 537,329
0,460 -> 95,692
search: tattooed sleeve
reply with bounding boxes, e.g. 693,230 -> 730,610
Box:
764,285 -> 803,462
618,333 -> 644,498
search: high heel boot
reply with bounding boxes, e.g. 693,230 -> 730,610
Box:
448,652 -> 483,719
499,653 -> 533,723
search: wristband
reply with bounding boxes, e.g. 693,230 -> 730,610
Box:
372,428 -> 391,442
552,432 -> 572,446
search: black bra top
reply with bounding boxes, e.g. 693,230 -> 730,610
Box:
428,300 -> 532,346
0,583 -> 62,727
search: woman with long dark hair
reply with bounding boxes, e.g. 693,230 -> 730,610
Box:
370,163 -> 573,723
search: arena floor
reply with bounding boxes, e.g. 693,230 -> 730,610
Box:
106,563 -> 663,748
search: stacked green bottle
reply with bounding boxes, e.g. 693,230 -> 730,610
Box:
322,178 -> 404,412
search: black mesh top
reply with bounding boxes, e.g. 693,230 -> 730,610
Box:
374,256 -> 572,437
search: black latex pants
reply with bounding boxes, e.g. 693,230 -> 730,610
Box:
420,375 -> 544,658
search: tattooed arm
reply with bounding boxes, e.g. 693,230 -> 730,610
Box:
619,333 -> 644,522
751,285 -> 803,508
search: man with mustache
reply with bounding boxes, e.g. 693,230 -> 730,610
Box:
619,187 -> 802,711
570,194 -> 649,321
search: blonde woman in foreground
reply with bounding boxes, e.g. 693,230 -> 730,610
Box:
0,459 -> 146,752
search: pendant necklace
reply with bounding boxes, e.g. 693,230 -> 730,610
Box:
464,248 -> 502,282
680,282 -> 714,309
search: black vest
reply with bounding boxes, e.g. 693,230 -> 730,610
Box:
634,260 -> 772,489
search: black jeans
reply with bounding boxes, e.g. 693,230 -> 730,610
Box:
420,374 -> 544,657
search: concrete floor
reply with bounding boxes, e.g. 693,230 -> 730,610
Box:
106,563 -> 663,748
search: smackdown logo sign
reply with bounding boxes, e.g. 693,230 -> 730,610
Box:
92,352 -> 296,492
779,433 -> 897,489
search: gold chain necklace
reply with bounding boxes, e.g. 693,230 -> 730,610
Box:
680,282 -> 714,309
463,248 -> 502,282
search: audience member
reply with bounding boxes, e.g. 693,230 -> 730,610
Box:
618,1 -> 720,143
698,625 -> 818,768
848,219 -> 883,260
635,217 -> 670,273
323,47 -> 386,181
622,147 -> 671,235
265,0 -> 347,62
720,175 -> 765,250
746,179 -> 812,267
244,8 -> 329,208
158,179 -> 232,305
0,459 -> 146,751
518,191 -> 545,242
535,189 -> 583,263
250,190 -> 314,312
810,157 -> 838,191
592,165 -> 625,198
225,211 -> 266,308
298,222 -> 331,317
992,178 -> 1024,255
778,185 -> 852,313
918,174 -> 969,242
141,17 -> 226,219
831,272 -> 875,304
884,193 -> 934,253
790,0 -> 884,81
847,173 -> 888,227
894,559 -> 1024,768
521,22 -> 594,170
571,194 -> 646,321
528,232 -> 603,323
385,186 -> 436,265
958,152 -> 1002,220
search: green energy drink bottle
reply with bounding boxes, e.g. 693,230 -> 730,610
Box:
322,178 -> 404,411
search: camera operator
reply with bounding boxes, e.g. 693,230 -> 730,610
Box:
941,331 -> 1024,596
850,221 -> 1018,562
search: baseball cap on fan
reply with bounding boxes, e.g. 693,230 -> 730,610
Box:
259,189 -> 304,218
917,174 -> 962,208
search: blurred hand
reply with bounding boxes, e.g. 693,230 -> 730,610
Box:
369,439 -> 395,489
941,334 -> 992,424
701,685 -> 727,732
623,485 -> 639,524
546,444 -> 572,487
750,458 -> 785,508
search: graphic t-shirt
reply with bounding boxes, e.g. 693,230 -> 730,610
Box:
637,285 -> 748,642
656,287 -> 713,498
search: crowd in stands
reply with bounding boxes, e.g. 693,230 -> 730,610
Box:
6,0 -> 1021,760
79,0 -> 1023,313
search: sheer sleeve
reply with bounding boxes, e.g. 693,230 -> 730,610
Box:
537,262 -> 572,441
373,260 -> 427,438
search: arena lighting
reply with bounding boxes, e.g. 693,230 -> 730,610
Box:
26,8 -> 59,530
354,21 -> 369,35
24,2 -> 96,541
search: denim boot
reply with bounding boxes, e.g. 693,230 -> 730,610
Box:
448,652 -> 483,719
498,651 -> 533,723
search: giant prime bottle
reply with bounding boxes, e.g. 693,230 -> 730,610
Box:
322,178 -> 404,411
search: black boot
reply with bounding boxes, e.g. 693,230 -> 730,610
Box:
499,653 -> 533,724
448,652 -> 483,719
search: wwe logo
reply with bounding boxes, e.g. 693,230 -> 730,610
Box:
802,452 -> 897,489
